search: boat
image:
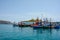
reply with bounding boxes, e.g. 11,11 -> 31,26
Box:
19,24 -> 31,27
18,21 -> 32,27
32,25 -> 53,29
13,22 -> 18,27
32,25 -> 42,28
31,17 -> 55,29
31,21 -> 54,29
13,24 -> 18,26
54,25 -> 60,29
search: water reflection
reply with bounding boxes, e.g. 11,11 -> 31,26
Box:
0,24 -> 60,40
13,26 -> 60,40
13,26 -> 60,35
33,28 -> 60,39
33,28 -> 60,34
33,28 -> 52,34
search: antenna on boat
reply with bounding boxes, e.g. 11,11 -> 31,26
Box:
41,14 -> 43,26
50,18 -> 52,27
41,14 -> 43,21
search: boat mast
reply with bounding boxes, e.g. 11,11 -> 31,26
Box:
50,18 -> 52,27
41,14 -> 43,26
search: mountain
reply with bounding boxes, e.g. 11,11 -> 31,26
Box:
0,20 -> 12,24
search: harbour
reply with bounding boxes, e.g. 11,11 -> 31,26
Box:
0,24 -> 60,40
13,17 -> 60,29
0,0 -> 60,40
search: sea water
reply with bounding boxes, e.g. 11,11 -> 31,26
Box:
0,24 -> 60,40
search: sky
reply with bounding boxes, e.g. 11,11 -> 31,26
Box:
0,0 -> 60,22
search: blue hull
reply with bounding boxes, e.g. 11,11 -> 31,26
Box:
54,26 -> 60,29
33,26 -> 53,29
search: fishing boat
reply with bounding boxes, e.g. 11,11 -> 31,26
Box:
31,25 -> 42,28
19,24 -> 31,27
32,25 -> 53,29
31,17 -> 54,29
18,21 -> 31,27
32,21 -> 54,29
54,25 -> 60,29
13,22 -> 18,27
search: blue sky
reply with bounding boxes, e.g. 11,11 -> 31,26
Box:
0,0 -> 60,22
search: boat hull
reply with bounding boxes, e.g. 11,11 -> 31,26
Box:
19,25 -> 31,27
32,25 -> 54,29
33,27 -> 53,29
54,26 -> 60,29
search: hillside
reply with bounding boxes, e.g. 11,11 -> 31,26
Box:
0,20 -> 12,24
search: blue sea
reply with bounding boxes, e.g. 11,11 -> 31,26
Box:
0,24 -> 60,40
